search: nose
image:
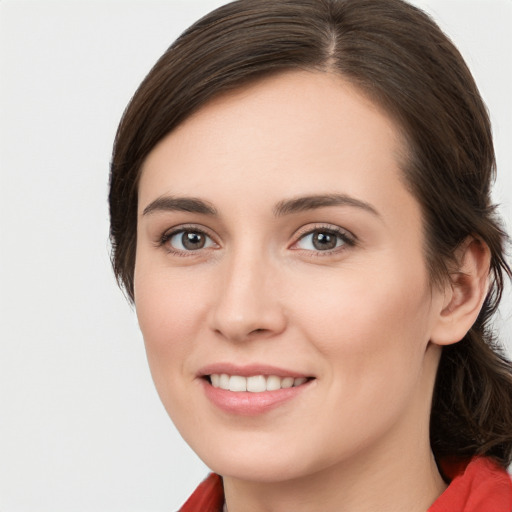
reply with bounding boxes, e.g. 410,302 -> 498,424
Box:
208,251 -> 287,343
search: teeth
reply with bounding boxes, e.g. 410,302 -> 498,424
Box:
266,375 -> 281,391
281,377 -> 294,388
209,374 -> 310,392
229,375 -> 247,392
247,375 -> 266,392
219,374 -> 230,389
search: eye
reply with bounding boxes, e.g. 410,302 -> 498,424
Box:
162,229 -> 216,252
294,227 -> 354,252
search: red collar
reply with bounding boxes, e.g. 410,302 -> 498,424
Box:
179,473 -> 224,512
180,457 -> 512,512
428,457 -> 512,511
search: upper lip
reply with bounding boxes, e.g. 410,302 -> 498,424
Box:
197,363 -> 312,378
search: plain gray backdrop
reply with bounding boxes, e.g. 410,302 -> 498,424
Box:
0,1 -> 511,510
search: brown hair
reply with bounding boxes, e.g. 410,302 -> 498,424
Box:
109,0 -> 512,466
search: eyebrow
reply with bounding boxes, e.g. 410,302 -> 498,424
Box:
141,193 -> 379,218
273,193 -> 380,217
142,196 -> 218,217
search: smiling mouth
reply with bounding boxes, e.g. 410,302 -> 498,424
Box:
206,374 -> 314,392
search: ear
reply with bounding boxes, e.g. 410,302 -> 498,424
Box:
430,237 -> 491,346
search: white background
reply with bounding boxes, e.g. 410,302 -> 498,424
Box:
0,1 -> 511,510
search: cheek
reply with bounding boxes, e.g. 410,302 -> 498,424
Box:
133,264 -> 216,433
134,260 -> 210,383
293,260 -> 434,386
288,267 -> 435,453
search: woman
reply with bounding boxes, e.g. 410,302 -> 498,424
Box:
109,0 -> 512,510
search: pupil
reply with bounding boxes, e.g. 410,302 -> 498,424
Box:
182,232 -> 205,250
313,232 -> 336,250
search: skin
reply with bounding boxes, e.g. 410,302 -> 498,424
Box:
134,71 -> 489,512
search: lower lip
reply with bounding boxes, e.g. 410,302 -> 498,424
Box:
202,379 -> 312,416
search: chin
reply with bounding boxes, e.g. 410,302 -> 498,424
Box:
185,429 -> 337,484
206,453 -> 309,483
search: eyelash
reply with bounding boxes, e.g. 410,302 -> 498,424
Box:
291,224 -> 356,256
157,224 -> 357,257
158,225 -> 217,256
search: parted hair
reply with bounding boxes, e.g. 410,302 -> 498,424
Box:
109,0 -> 512,466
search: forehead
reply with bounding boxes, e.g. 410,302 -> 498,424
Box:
138,70 -> 412,219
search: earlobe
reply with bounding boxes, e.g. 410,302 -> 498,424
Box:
430,237 -> 491,346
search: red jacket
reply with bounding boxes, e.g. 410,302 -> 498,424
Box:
179,457 -> 512,512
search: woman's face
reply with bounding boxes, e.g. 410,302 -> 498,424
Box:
135,71 -> 447,482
